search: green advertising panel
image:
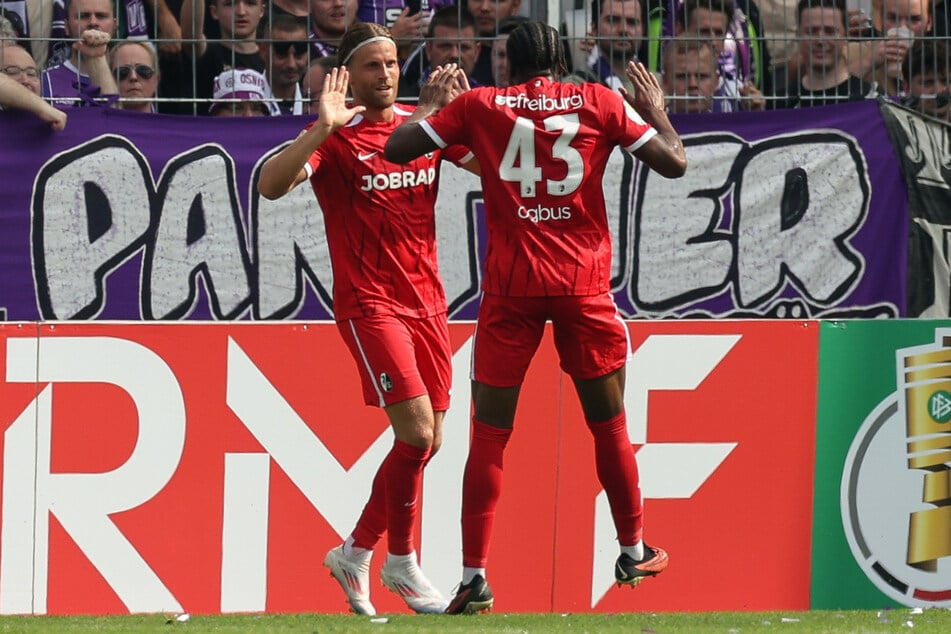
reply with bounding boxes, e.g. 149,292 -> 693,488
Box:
814,320 -> 951,609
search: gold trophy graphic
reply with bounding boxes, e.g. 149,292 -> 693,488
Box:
905,339 -> 951,571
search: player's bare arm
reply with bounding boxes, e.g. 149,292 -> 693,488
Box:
259,68 -> 366,199
391,63 -> 480,175
384,65 -> 458,164
620,60 -> 687,179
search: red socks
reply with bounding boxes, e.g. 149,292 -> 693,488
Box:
351,466 -> 387,551
354,413 -> 639,564
461,420 -> 513,568
587,411 -> 642,545
383,440 -> 431,556
352,440 -> 430,556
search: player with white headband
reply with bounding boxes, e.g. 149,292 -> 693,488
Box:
258,22 -> 477,615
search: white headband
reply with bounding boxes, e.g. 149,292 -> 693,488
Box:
341,36 -> 394,65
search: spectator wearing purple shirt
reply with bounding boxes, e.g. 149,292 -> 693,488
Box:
358,0 -> 455,60
40,0 -> 119,108
43,0 -> 180,72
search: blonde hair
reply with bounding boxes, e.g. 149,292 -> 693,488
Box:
108,40 -> 159,75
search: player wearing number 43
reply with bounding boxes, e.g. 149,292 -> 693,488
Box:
386,21 -> 686,613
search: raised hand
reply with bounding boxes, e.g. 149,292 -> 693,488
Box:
577,29 -> 596,55
42,105 -> 68,131
390,6 -> 430,42
620,60 -> 666,114
847,7 -> 874,38
73,28 -> 111,59
418,63 -> 467,113
449,65 -> 471,101
319,67 -> 365,129
739,79 -> 766,111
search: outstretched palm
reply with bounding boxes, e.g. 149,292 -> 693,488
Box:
419,63 -> 469,112
621,61 -> 666,114
320,67 -> 365,129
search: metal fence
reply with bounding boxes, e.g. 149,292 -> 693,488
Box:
0,0 -> 948,116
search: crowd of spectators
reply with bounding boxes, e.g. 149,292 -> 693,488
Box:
1,0 -> 950,122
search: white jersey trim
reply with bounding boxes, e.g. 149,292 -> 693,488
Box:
419,120 -> 448,149
623,127 -> 657,154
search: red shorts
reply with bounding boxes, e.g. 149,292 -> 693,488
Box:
337,312 -> 452,411
472,292 -> 631,387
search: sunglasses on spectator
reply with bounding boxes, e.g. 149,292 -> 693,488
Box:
116,64 -> 155,81
2,65 -> 39,79
272,41 -> 308,56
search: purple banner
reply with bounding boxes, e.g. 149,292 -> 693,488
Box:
0,99 -> 907,322
643,101 -> 907,319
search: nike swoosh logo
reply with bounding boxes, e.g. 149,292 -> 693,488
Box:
358,152 -> 377,161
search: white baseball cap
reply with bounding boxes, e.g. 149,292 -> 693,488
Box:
210,68 -> 277,115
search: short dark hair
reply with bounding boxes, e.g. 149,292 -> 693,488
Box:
904,39 -> 950,82
796,0 -> 848,31
496,14 -> 530,36
507,21 -> 568,83
259,14 -> 308,40
681,0 -> 735,26
426,5 -> 477,38
590,0 -> 643,24
312,54 -> 338,72
64,0 -> 115,18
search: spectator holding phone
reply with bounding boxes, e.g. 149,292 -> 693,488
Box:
847,0 -> 931,96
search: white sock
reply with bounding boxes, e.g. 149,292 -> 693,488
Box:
342,536 -> 371,560
386,551 -> 418,570
620,542 -> 645,561
462,566 -> 486,585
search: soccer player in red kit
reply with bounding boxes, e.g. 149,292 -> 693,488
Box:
258,22 -> 476,615
385,21 -> 687,613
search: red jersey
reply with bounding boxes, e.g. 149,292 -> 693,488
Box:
306,104 -> 471,319
420,77 -> 656,297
